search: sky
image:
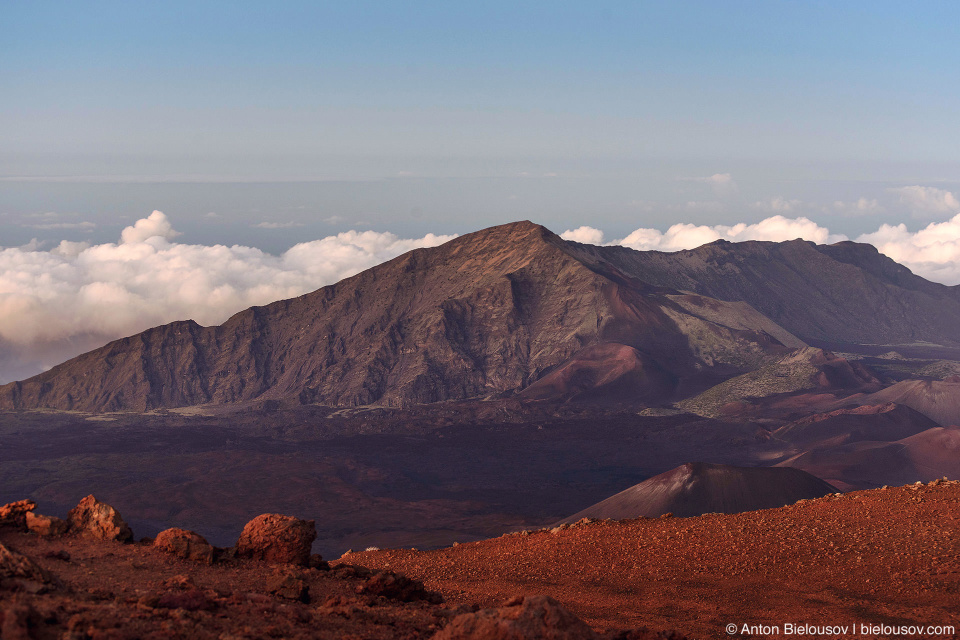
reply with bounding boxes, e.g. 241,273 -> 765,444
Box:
2,1 -> 960,382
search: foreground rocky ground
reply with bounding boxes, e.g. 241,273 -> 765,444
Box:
3,483 -> 959,638
0,496 -> 682,639
351,481 -> 960,639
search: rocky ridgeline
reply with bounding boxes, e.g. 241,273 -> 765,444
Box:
0,495 -> 679,639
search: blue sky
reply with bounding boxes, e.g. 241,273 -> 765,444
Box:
2,1 -> 960,381
4,2 -> 960,244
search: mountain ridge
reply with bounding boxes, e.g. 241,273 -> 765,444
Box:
3,221 -> 957,412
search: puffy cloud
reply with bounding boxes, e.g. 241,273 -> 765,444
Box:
120,210 -> 181,244
560,226 -> 605,245
889,186 -> 960,218
617,215 -> 846,251
0,212 -> 455,382
857,213 -> 960,284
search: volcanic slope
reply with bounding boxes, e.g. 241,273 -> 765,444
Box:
556,462 -> 838,523
352,481 -> 960,637
779,425 -> 960,490
579,237 -> 960,347
832,379 -> 960,428
0,222 -> 801,412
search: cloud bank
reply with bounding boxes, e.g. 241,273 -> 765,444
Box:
0,212 -> 455,383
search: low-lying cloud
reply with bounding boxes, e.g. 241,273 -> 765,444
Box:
3,211 -> 960,384
0,211 -> 455,383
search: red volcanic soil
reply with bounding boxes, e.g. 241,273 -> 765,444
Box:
350,481 -> 960,639
0,527 -> 448,639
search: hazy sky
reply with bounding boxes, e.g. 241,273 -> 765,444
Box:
2,1 -> 960,381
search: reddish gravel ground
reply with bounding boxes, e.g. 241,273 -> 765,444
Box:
348,481 -> 960,639
0,528 -> 450,639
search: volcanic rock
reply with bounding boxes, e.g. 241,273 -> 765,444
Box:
24,512 -> 69,538
558,462 -> 838,523
0,500 -> 36,529
267,570 -> 310,602
358,570 -> 443,604
236,513 -> 316,566
67,495 -> 133,542
0,542 -> 55,593
432,594 -> 598,640
154,528 -> 215,564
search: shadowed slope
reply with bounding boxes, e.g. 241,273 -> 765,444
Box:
581,238 -> 960,347
556,462 -> 838,522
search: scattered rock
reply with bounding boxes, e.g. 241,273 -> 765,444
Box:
267,571 -> 309,603
358,570 -> 443,604
155,589 -> 217,612
308,553 -> 329,570
330,564 -> 373,580
432,594 -> 597,639
0,600 -> 43,640
25,512 -> 70,537
236,513 -> 316,566
154,528 -> 215,564
0,543 -> 56,594
43,550 -> 71,562
67,495 -> 133,542
0,500 -> 36,529
160,574 -> 197,591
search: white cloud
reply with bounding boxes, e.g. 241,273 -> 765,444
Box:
889,186 -> 960,218
0,212 -> 456,382
120,210 -> 181,244
617,215 -> 846,251
560,226 -> 605,245
857,213 -> 960,284
252,221 -> 305,229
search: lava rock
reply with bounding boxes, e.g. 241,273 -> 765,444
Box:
154,528 -> 215,564
358,570 -> 443,604
67,495 -> 133,542
236,513 -> 316,566
25,512 -> 70,537
0,500 -> 37,530
0,542 -> 56,594
433,594 -> 598,640
267,571 -> 309,603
